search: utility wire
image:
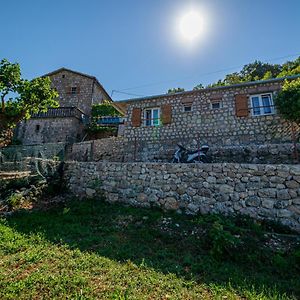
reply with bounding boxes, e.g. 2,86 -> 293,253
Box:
114,53 -> 300,93
111,90 -> 144,97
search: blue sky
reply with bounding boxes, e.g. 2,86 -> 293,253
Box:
1,0 -> 300,100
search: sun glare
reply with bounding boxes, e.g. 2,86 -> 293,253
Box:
175,6 -> 209,48
179,11 -> 204,41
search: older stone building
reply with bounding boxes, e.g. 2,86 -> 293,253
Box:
114,75 -> 300,161
16,68 -> 112,145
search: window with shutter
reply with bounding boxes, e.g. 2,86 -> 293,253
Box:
143,108 -> 160,126
235,94 -> 249,117
131,108 -> 142,127
161,104 -> 172,125
250,93 -> 275,116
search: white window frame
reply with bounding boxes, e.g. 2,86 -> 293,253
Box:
144,107 -> 160,126
250,93 -> 275,116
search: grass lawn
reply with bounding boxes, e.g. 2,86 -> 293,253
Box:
0,198 -> 299,299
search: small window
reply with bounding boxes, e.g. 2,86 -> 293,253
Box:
62,74 -> 65,78
71,87 -> 77,94
35,125 -> 40,132
184,105 -> 192,112
211,100 -> 223,109
144,108 -> 160,126
250,93 -> 274,116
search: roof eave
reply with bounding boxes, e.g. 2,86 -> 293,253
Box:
115,74 -> 300,104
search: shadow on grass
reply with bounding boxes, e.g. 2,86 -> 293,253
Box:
4,198 -> 300,298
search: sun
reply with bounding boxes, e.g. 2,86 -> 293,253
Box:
179,10 -> 205,42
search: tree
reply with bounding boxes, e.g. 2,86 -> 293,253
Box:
193,84 -> 204,90
193,56 -> 300,89
0,59 -> 58,147
167,87 -> 185,94
274,78 -> 300,161
87,101 -> 122,135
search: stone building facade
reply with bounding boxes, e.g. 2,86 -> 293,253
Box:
16,68 -> 112,145
114,76 -> 300,161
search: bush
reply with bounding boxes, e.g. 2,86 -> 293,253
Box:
6,193 -> 24,208
208,221 -> 241,260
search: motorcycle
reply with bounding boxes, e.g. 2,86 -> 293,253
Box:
171,144 -> 210,163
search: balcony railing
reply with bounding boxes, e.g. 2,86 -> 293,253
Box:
31,107 -> 85,120
97,116 -> 125,125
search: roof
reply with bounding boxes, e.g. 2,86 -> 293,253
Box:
115,74 -> 300,105
42,67 -> 113,102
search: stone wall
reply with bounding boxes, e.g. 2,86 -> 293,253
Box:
16,68 -> 109,146
123,139 -> 300,164
121,79 -> 298,147
0,143 -> 66,162
65,161 -> 300,232
48,69 -> 106,115
66,137 -> 126,162
2,137 -> 299,164
16,117 -> 84,145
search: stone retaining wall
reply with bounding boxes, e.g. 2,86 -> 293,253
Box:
65,161 -> 300,231
65,137 -> 300,164
0,143 -> 66,162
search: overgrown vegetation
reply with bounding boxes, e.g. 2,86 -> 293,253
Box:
0,199 -> 299,299
0,163 -> 65,211
167,57 -> 300,93
203,56 -> 300,88
275,78 -> 300,124
167,87 -> 185,94
274,78 -> 300,160
0,59 -> 58,147
87,101 -> 121,134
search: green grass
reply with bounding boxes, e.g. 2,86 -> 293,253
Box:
0,199 -> 299,299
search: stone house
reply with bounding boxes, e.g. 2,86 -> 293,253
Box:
114,75 -> 300,161
16,68 -> 113,145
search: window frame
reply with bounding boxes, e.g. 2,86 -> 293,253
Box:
250,93 -> 275,117
143,107 -> 161,127
183,105 -> 192,112
71,86 -> 77,95
211,101 -> 222,110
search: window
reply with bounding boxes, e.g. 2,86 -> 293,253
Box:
250,93 -> 274,116
144,108 -> 160,126
184,105 -> 192,112
71,87 -> 77,94
211,101 -> 222,109
62,74 -> 65,78
35,125 -> 40,132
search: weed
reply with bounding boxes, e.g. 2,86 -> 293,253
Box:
6,192 -> 24,208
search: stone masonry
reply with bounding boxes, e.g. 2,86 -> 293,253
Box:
116,77 -> 300,161
16,68 -> 112,145
65,161 -> 300,232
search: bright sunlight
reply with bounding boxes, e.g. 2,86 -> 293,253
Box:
179,11 -> 204,41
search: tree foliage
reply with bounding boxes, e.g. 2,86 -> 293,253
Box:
0,59 -> 58,147
193,84 -> 204,90
87,101 -> 121,135
91,101 -> 120,118
167,87 -> 185,94
274,78 -> 300,123
195,56 -> 300,89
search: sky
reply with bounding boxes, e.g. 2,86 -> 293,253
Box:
1,0 -> 300,100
